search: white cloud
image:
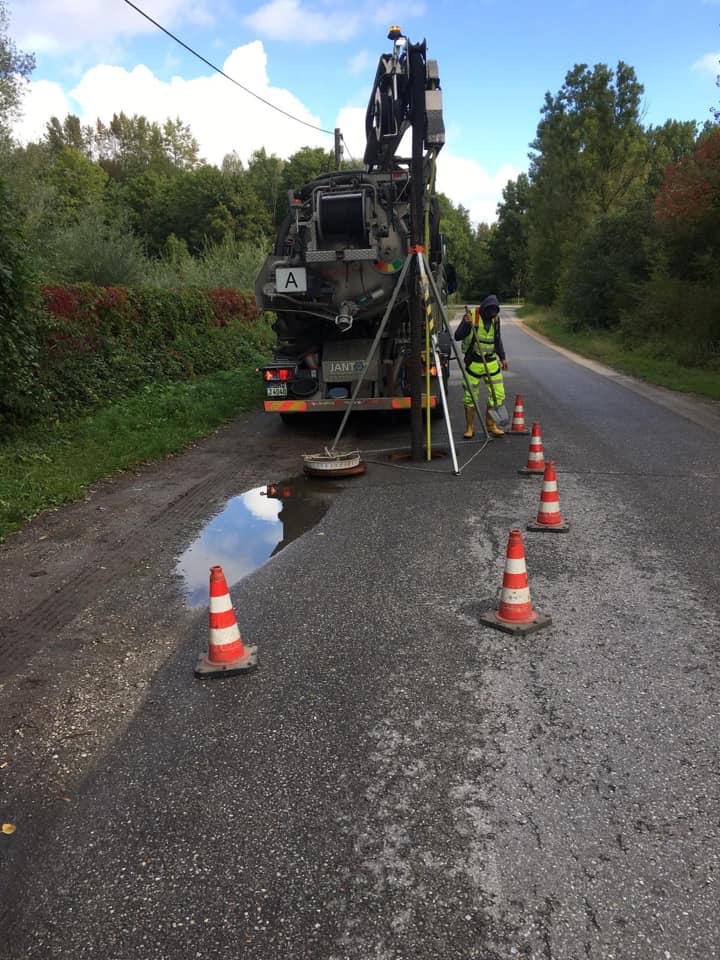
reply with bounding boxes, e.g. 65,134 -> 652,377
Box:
14,41 -> 333,165
242,488 -> 282,523
245,0 -> 361,43
436,154 -> 520,225
10,0 -> 215,53
692,51 -> 720,76
243,0 -> 427,45
13,79 -> 71,143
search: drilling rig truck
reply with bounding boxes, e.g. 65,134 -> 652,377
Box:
254,27 -> 453,421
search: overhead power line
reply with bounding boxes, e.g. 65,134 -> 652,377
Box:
121,0 -> 336,136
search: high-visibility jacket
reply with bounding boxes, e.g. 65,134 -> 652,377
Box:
460,310 -> 502,363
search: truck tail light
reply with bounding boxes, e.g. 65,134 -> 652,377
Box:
263,367 -> 294,382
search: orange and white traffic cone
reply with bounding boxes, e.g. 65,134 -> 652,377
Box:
527,460 -> 570,532
509,394 -> 530,435
195,565 -> 258,678
518,421 -> 546,475
480,529 -> 551,635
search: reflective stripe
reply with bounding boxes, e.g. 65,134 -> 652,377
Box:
504,558 -> 527,575
500,587 -> 531,604
208,623 -> 241,646
209,594 -> 233,614
210,608 -> 237,630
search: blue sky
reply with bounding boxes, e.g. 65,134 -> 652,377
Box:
8,0 -> 720,222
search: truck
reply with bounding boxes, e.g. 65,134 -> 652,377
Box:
254,27 -> 454,422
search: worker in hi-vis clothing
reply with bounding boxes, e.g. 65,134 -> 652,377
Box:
454,294 -> 508,438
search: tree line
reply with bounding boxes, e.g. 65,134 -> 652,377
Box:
2,1 -> 718,369
477,60 -> 719,366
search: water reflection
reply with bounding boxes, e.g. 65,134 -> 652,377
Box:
176,478 -> 335,607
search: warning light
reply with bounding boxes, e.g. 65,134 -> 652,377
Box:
263,367 -> 293,382
282,486 -> 292,498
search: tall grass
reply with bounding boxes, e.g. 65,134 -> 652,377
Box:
0,368 -> 267,542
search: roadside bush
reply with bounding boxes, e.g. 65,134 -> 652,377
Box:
32,284 -> 273,422
140,234 -> 268,290
43,208 -> 148,286
559,206 -> 653,331
620,275 -> 720,367
0,177 -> 44,432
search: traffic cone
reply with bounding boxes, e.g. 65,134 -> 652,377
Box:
509,394 -> 530,435
527,461 -> 570,532
518,421 -> 546,475
480,529 -> 551,635
195,565 -> 257,678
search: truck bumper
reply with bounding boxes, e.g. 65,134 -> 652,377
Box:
264,397 -> 437,413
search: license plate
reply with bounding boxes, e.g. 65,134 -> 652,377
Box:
267,384 -> 288,398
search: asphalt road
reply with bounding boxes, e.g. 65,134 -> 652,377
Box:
1,309 -> 719,959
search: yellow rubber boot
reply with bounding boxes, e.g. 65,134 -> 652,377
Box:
485,409 -> 505,437
463,406 -> 475,439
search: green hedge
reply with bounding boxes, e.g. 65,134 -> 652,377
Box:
1,284 -> 273,436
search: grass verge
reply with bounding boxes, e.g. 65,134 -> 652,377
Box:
0,367 -> 266,543
518,306 -> 720,401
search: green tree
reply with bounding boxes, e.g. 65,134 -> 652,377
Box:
162,117 -> 201,170
245,147 -> 285,226
527,62 -> 647,303
0,0 -> 34,138
467,222 -> 498,301
559,202 -> 653,329
436,193 -> 475,295
489,174 -> 530,299
645,119 -> 698,192
45,114 -> 94,158
146,165 -> 271,254
94,112 -> 199,179
47,146 -> 108,222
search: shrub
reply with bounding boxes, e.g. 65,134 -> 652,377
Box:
620,275 -> 720,367
559,206 -> 653,331
44,208 -> 147,286
30,284 -> 273,423
0,177 -> 44,431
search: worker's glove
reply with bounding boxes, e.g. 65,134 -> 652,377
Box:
501,360 -> 508,371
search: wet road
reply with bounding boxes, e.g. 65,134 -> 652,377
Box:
2,309 -> 720,959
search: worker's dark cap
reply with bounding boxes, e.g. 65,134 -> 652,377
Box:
480,295 -> 499,312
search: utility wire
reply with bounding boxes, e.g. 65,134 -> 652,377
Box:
121,0 -> 336,136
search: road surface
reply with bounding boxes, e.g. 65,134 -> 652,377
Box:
1,308 -> 719,959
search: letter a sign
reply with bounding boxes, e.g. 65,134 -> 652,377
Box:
276,267 -> 307,293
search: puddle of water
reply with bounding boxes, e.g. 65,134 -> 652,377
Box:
176,476 -> 338,607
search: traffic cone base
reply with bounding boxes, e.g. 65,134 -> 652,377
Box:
527,460 -> 570,532
479,608 -> 552,636
527,519 -> 569,532
195,564 -> 258,679
195,644 -> 257,678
